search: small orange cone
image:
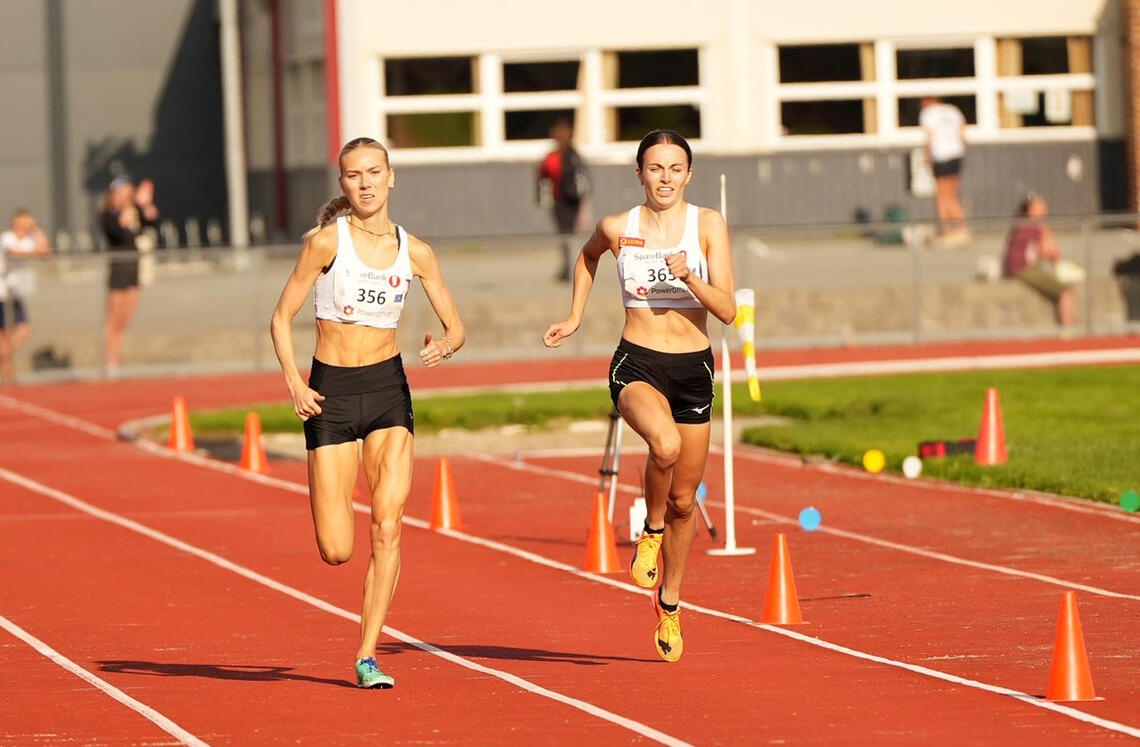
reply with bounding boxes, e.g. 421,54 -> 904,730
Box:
168,395 -> 194,452
429,457 -> 462,530
583,491 -> 620,573
240,412 -> 270,473
761,533 -> 803,624
1047,591 -> 1098,701
974,387 -> 1008,465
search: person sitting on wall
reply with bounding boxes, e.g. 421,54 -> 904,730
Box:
1003,192 -> 1083,328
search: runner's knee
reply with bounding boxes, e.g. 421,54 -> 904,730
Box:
650,433 -> 682,469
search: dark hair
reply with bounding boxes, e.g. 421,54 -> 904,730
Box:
635,129 -> 692,170
1016,190 -> 1041,217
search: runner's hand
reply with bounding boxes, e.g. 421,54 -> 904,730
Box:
419,333 -> 450,368
291,386 -> 325,420
665,250 -> 690,282
543,318 -> 579,348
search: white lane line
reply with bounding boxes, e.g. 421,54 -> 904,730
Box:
5,396 -> 1140,737
0,614 -> 209,747
721,444 -> 1140,526
0,467 -> 690,747
472,453 -> 1140,603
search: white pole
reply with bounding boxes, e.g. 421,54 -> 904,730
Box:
607,416 -> 623,523
219,0 -> 250,248
708,174 -> 755,557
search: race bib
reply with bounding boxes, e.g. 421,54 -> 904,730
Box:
332,263 -> 411,324
622,247 -> 703,302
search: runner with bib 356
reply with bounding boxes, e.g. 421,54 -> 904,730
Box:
543,129 -> 736,662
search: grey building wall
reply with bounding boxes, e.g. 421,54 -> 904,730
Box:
260,139 -> 1124,241
0,0 -> 226,240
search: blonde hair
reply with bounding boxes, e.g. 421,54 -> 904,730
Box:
302,137 -> 390,241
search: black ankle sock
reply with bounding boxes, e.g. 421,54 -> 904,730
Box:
658,588 -> 679,613
643,522 -> 664,535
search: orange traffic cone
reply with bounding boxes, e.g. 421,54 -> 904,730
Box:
429,457 -> 462,530
1046,591 -> 1098,701
240,412 -> 270,473
761,533 -> 803,624
168,395 -> 194,452
974,387 -> 1008,465
583,491 -> 620,573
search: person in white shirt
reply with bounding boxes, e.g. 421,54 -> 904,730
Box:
270,136 -> 465,689
0,209 -> 50,382
919,97 -> 969,241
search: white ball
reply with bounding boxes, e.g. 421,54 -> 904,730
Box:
902,455 -> 923,479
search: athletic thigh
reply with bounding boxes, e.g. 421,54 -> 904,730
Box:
307,441 -> 360,550
617,382 -> 680,453
361,426 -> 414,519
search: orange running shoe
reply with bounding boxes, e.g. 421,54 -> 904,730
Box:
629,530 -> 662,588
652,591 -> 683,662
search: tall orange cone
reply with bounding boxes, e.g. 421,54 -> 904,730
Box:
761,533 -> 803,624
240,411 -> 270,473
583,491 -> 620,573
974,387 -> 1008,465
429,457 -> 462,530
1047,591 -> 1098,701
168,395 -> 194,452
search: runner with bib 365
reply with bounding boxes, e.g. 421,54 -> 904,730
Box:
543,129 -> 736,662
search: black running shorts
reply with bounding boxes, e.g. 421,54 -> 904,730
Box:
608,338 -> 715,424
303,355 -> 414,450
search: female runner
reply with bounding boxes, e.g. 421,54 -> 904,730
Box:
271,137 -> 465,687
543,129 -> 735,662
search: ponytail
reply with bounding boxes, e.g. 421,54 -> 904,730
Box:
302,195 -> 351,241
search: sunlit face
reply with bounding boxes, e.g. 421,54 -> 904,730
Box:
11,214 -> 34,236
636,143 -> 692,208
1026,197 -> 1048,219
109,183 -> 134,211
338,146 -> 393,216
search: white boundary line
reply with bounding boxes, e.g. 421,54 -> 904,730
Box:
0,467 -> 690,747
4,397 -> 1140,737
0,614 -> 209,747
472,453 -> 1140,603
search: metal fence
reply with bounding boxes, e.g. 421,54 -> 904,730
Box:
5,212 -> 1139,381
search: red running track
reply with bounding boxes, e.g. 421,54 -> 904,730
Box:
1,338 -> 1138,744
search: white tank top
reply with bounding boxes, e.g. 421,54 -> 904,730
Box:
617,203 -> 707,309
313,216 -> 413,329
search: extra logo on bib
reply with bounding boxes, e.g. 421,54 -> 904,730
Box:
621,247 -> 703,302
333,264 -> 411,324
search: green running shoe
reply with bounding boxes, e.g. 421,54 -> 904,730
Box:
355,657 -> 394,689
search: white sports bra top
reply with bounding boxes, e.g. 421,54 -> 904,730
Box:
313,216 -> 413,329
616,203 -> 707,309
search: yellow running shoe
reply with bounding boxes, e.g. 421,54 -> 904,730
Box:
652,591 -> 683,662
629,530 -> 662,588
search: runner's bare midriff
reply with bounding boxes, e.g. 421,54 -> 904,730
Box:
314,318 -> 400,366
621,307 -> 709,353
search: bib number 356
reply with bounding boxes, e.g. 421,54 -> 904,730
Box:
356,288 -> 387,305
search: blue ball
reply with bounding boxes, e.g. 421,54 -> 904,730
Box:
798,506 -> 822,531
696,482 -> 708,501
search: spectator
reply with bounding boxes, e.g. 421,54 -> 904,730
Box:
100,176 -> 159,374
1003,192 -> 1082,328
919,97 -> 969,243
537,119 -> 590,282
0,209 -> 50,382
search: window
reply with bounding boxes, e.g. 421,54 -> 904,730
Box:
898,96 -> 977,127
616,105 -> 700,141
616,49 -> 699,88
386,112 -> 476,148
779,44 -> 864,83
385,57 -> 473,96
896,48 -> 974,79
504,61 -> 579,92
996,36 -> 1094,127
505,109 -> 575,141
781,100 -> 867,135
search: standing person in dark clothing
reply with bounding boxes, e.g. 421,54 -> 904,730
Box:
100,176 -> 159,374
538,119 -> 590,282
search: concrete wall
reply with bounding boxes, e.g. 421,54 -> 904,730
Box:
0,0 -> 226,238
261,139 -> 1120,240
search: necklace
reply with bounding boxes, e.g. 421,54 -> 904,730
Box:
348,217 -> 393,239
